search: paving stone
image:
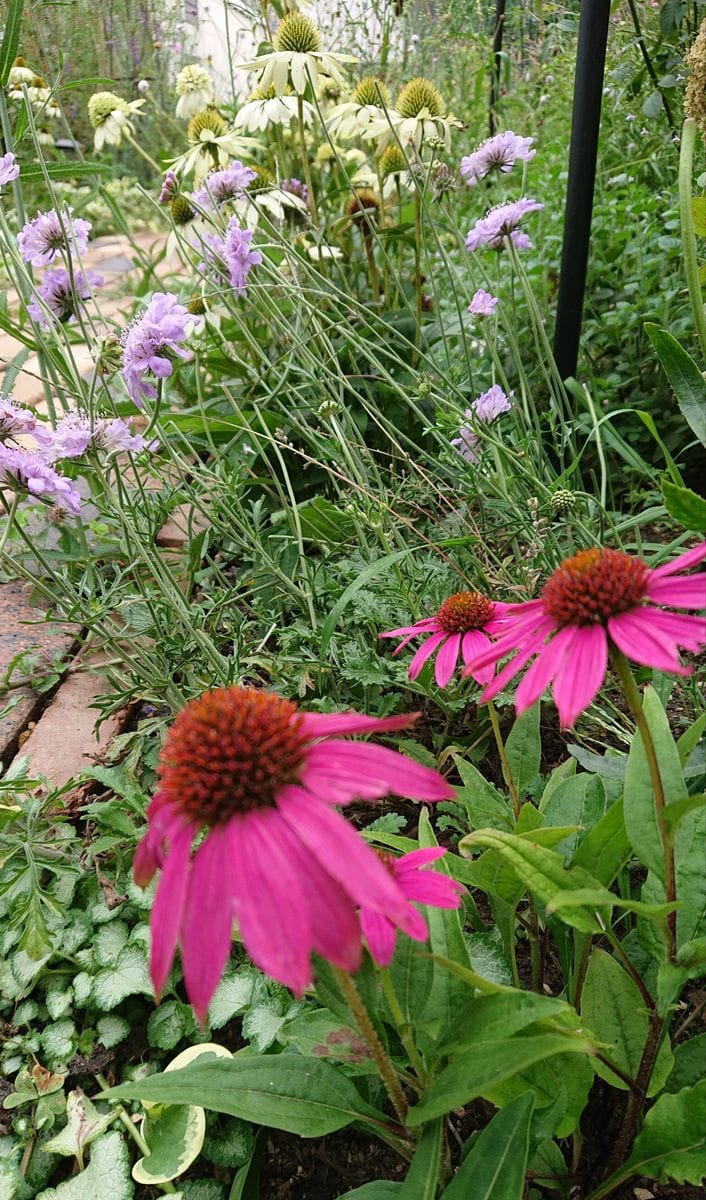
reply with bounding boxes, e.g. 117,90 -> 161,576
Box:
155,502 -> 210,549
0,581 -> 77,764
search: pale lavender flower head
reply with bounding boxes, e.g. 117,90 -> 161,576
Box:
159,169 -> 179,204
451,386 -> 512,463
0,445 -> 81,514
0,152 -> 20,188
460,131 -> 535,187
450,426 -> 480,464
36,413 -> 149,460
192,162 -> 257,211
468,289 -> 498,318
223,217 -> 262,292
27,268 -> 103,329
281,177 -> 310,206
0,394 -> 37,441
121,292 -> 193,406
465,197 -> 543,252
17,208 -> 92,267
93,417 -> 149,454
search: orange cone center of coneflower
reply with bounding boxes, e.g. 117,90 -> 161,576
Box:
436,591 -> 494,634
541,547 -> 649,627
158,686 -> 309,824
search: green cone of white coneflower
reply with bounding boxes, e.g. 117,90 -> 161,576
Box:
170,107 -> 258,181
327,76 -> 392,141
274,12 -> 323,53
238,12 -> 356,96
396,77 -> 445,119
175,64 -> 214,119
352,76 -> 390,108
170,194 -> 195,225
378,144 -> 406,178
88,90 -> 144,151
367,75 -> 458,155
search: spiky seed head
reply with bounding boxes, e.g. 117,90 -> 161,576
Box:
187,296 -> 207,315
30,75 -> 48,89
346,188 -> 380,227
549,488 -> 577,516
88,91 -> 128,128
318,78 -> 343,102
187,108 -> 228,142
170,194 -> 194,225
246,164 -> 274,190
352,76 -> 390,107
13,57 -> 28,68
250,84 -> 278,101
274,11 -> 322,53
542,548 -> 649,628
396,77 -> 445,119
378,145 -> 406,178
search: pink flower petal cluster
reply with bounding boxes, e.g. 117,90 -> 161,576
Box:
451,385 -> 512,463
465,544 -> 706,727
0,393 -> 37,441
192,162 -> 257,211
35,413 -> 149,460
133,687 -> 454,1020
361,848 -> 463,966
0,445 -> 81,514
465,198 -> 543,252
0,152 -> 19,188
121,292 -> 194,406
18,207 -> 91,267
27,268 -> 103,329
468,289 -> 498,317
380,590 -> 509,688
460,131 -> 535,187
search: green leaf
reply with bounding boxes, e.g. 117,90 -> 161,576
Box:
677,712 -> 706,768
399,1118 -> 443,1199
581,949 -> 672,1094
337,1187 -> 401,1199
645,323 -> 706,447
416,809 -> 471,1038
484,1052 -> 593,1139
387,929 -> 434,1029
442,1091 -> 534,1200
42,1090 -> 115,1160
0,0 -> 22,87
16,161 -> 113,182
99,1056 -> 388,1137
148,1000 -> 197,1051
664,1034 -> 706,1094
624,687 -> 687,881
504,704 -> 541,797
434,991 -> 575,1059
407,1030 -> 593,1126
277,1010 -> 375,1074
36,1131 -> 134,1199
598,1079 -> 706,1192
662,479 -> 706,532
207,967 -> 257,1030
96,1016 -> 130,1050
572,798 -> 631,885
453,756 -> 512,831
540,773 -> 608,859
132,1104 -> 206,1185
92,944 -> 152,1009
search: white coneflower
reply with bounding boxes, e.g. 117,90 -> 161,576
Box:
238,11 -> 355,96
234,85 -> 314,132
327,76 -> 391,141
367,77 -> 460,154
87,91 -> 144,150
175,64 -> 214,119
170,109 -> 258,181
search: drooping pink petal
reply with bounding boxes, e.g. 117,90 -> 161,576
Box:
514,625 -> 576,714
477,619 -> 557,702
551,625 -> 608,727
300,711 -> 418,739
304,741 -> 454,802
408,630 -> 447,680
394,847 -> 447,870
434,632 -> 462,688
465,614 -> 556,677
640,608 -> 706,650
228,810 -> 313,995
379,618 -> 440,641
360,909 -> 398,966
462,629 -> 493,684
645,576 -> 706,607
148,824 -> 194,998
649,542 -> 706,578
134,804 -> 188,884
277,787 -> 427,939
608,611 -> 691,674
396,869 -> 463,908
180,825 -> 234,1023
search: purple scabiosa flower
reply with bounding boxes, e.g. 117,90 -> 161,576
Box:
192,162 -> 257,211
159,169 -> 179,204
468,289 -> 498,317
0,394 -> 37,441
223,218 -> 262,292
26,269 -> 103,329
121,292 -> 193,407
280,177 -> 310,207
460,131 -> 535,187
0,153 -> 20,187
17,208 -> 92,267
465,197 -> 543,252
36,413 -> 150,460
451,386 -> 512,463
92,417 -> 150,454
0,445 -> 81,514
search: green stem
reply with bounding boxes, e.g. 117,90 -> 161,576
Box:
487,699 -> 521,818
678,118 -> 706,364
0,493 -> 19,559
611,650 -> 677,963
124,130 -> 162,174
380,967 -> 427,1086
297,94 -> 318,226
95,1074 -> 176,1193
363,234 -> 381,307
413,190 -> 422,362
333,968 -> 409,1125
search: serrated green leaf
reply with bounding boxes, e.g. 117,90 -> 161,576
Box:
645,324 -> 706,447
207,968 -> 257,1030
96,1016 -> 130,1050
581,949 -> 672,1094
241,997 -> 289,1052
540,773 -> 608,859
442,1091 -> 534,1200
36,1131 -> 133,1199
278,1010 -> 375,1074
93,922 -> 129,967
664,1034 -> 706,1094
504,704 -> 541,797
148,1000 -> 197,1051
662,479 -> 706,532
93,945 -> 152,1010
597,1079 -> 706,1192
42,1090 -> 115,1160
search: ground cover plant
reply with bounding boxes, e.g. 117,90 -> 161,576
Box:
0,0 -> 705,1197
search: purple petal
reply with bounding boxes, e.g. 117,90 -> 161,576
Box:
149,824 -> 194,999
408,630 -> 447,680
514,625 -> 576,714
645,577 -> 706,608
608,611 -> 691,674
649,542 -> 706,578
434,632 -> 462,688
180,825 -> 234,1023
360,909 -> 398,966
551,625 -> 608,727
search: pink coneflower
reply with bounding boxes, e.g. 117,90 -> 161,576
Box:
361,848 -> 463,966
133,686 -> 453,1021
380,591 -> 509,688
465,544 -> 706,727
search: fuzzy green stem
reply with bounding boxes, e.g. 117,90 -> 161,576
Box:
678,118 -> 706,364
124,130 -> 162,174
380,967 -> 427,1085
413,191 -> 423,361
333,968 -> 408,1124
297,94 -> 318,226
487,699 -> 521,817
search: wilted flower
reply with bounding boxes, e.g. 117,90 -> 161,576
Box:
361,849 -> 463,966
175,64 -> 214,120
465,544 -> 706,727
87,91 -> 144,150
192,161 -> 257,211
429,161 -> 458,201
18,208 -> 91,267
0,445 -> 81,514
0,153 -> 19,188
380,590 -> 509,687
460,131 -> 536,187
0,393 -> 37,441
465,197 -> 543,252
234,85 -> 314,131
133,685 -> 453,1018
27,268 -> 103,328
468,289 -> 498,317
239,11 -> 355,97
121,292 -> 194,406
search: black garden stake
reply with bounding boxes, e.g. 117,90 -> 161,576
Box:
553,0 -> 611,380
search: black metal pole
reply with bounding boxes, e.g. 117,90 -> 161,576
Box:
553,0 -> 611,380
489,0 -> 506,136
